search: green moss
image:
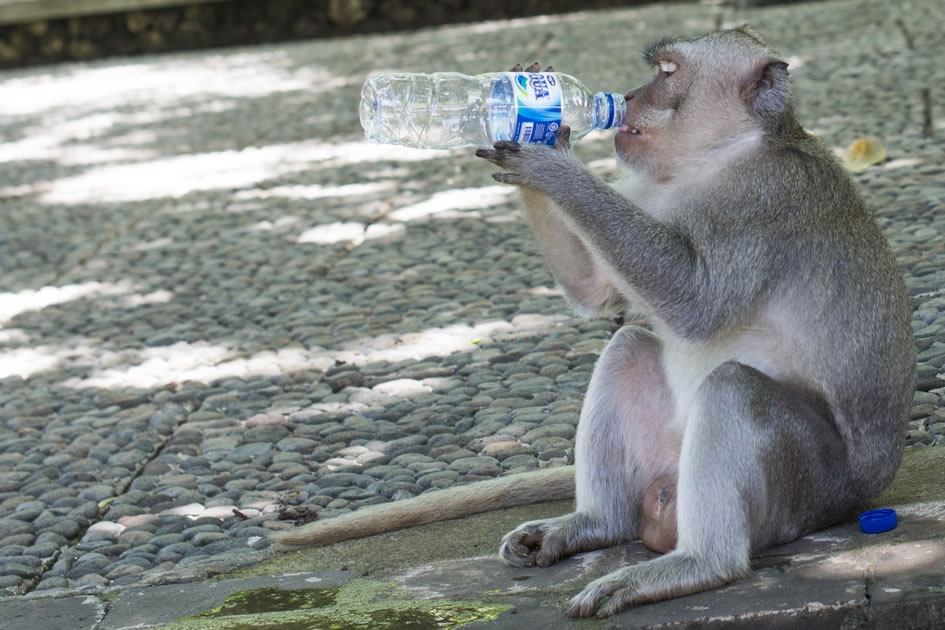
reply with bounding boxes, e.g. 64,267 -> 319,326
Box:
166,579 -> 508,630
99,590 -> 121,604
195,587 -> 336,617
873,445 -> 945,507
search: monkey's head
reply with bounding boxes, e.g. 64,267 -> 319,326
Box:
617,26 -> 795,175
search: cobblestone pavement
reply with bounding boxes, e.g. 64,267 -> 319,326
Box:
0,0 -> 943,598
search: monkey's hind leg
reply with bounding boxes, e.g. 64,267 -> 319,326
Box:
500,326 -> 678,568
567,361 -> 854,618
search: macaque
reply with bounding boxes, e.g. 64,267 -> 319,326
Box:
277,27 -> 915,619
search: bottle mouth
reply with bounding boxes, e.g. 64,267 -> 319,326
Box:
594,92 -> 626,131
610,94 -> 627,129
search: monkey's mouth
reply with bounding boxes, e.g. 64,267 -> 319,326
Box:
618,124 -> 641,135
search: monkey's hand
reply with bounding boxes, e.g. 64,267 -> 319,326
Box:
475,126 -> 575,190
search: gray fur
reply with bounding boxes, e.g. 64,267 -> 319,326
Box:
479,27 -> 915,617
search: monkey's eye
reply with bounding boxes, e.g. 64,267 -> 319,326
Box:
659,61 -> 677,75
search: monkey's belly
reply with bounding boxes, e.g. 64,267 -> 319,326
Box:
641,473 -> 678,554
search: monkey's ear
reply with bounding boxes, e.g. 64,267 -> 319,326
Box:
742,60 -> 790,119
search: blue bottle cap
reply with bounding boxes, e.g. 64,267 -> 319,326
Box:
858,508 -> 897,534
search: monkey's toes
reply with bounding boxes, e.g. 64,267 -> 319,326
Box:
499,530 -> 542,566
500,544 -> 536,567
597,588 -> 637,618
566,583 -> 610,617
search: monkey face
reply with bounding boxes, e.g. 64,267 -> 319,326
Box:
616,31 -> 787,178
615,47 -> 690,172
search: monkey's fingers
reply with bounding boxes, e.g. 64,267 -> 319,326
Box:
509,63 -> 554,73
492,172 -> 524,186
493,140 -> 521,152
554,125 -> 571,151
474,141 -> 521,167
474,142 -> 521,158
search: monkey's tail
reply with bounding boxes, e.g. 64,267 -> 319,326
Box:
272,465 -> 575,547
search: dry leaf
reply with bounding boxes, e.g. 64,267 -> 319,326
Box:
843,137 -> 887,171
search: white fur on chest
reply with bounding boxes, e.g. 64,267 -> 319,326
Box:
656,314 -> 797,432
610,166 -> 677,222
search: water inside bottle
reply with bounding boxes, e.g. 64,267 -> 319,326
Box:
486,76 -> 515,143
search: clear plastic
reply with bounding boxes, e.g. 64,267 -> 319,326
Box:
360,72 -> 626,149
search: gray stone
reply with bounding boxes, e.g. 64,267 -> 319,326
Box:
232,442 -> 273,458
118,530 -> 154,547
74,573 -> 109,587
79,484 -> 115,502
22,542 -> 60,557
521,423 -> 576,442
446,457 -> 503,475
276,437 -> 319,452
192,532 -> 229,546
35,575 -> 70,590
0,574 -> 23,588
149,533 -> 186,547
0,562 -> 36,578
181,524 -> 223,539
41,519 -> 80,539
501,454 -> 539,470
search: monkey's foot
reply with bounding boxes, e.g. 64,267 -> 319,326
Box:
566,551 -> 743,618
499,512 -> 604,568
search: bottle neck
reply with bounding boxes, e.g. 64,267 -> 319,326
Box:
593,92 -> 627,130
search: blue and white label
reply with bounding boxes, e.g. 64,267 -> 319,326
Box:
508,72 -> 562,145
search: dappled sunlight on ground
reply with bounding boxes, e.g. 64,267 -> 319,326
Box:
23,140 -> 461,205
387,186 -> 515,222
0,51 -> 338,117
297,222 -> 370,245
0,281 -> 137,322
798,539 -> 945,581
39,313 -> 570,390
234,182 -> 397,202
36,144 -> 317,204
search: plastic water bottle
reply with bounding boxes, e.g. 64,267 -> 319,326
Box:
360,72 -> 626,149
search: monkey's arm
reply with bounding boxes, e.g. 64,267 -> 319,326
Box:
518,188 -> 627,318
479,142 -> 713,337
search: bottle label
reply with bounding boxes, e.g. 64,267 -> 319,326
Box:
507,72 -> 562,145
